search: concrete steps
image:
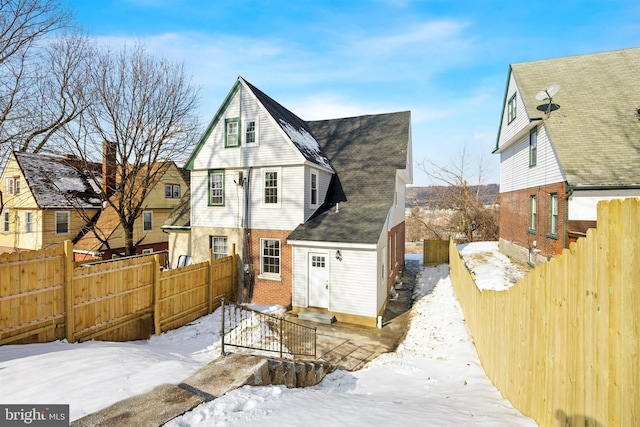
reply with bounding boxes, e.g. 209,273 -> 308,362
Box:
298,311 -> 336,324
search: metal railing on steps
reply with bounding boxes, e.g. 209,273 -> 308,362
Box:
221,299 -> 316,359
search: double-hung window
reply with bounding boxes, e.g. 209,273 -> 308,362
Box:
245,119 -> 257,145
225,118 -> 240,147
2,210 -> 9,233
25,211 -> 33,233
165,184 -> 180,198
209,170 -> 225,206
549,194 -> 559,237
529,128 -> 538,167
143,211 -> 153,232
507,93 -> 517,123
261,239 -> 281,277
310,172 -> 318,206
529,195 -> 537,233
5,177 -> 19,195
55,211 -> 69,235
263,169 -> 279,205
209,236 -> 228,259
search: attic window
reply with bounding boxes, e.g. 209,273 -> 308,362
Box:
245,119 -> 257,145
5,177 -> 19,195
507,93 -> 517,124
225,118 -> 240,147
165,184 -> 180,199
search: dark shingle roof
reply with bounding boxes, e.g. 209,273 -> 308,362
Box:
242,78 -> 333,171
288,111 -> 410,244
16,152 -> 102,209
162,188 -> 191,230
510,47 -> 640,187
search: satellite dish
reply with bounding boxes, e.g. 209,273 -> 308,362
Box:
535,84 -> 560,101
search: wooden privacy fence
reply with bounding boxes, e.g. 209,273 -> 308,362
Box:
0,241 -> 237,345
422,239 -> 449,265
449,198 -> 640,427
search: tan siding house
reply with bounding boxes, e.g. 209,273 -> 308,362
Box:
0,152 -> 101,254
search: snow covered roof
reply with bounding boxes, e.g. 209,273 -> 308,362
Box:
15,151 -> 103,209
242,78 -> 334,171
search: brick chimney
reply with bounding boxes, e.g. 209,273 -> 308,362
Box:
102,140 -> 117,197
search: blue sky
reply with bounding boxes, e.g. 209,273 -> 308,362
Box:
64,0 -> 640,185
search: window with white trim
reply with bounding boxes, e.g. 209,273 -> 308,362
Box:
165,184 -> 181,198
264,170 -> 278,205
310,172 -> 318,206
261,239 -> 280,276
142,248 -> 153,255
225,118 -> 240,147
5,177 -> 19,195
507,93 -> 517,123
529,195 -> 537,232
25,211 -> 33,233
2,210 -> 9,233
209,236 -> 228,259
55,211 -> 69,235
245,119 -> 257,145
529,128 -> 537,167
549,193 -> 559,236
143,210 -> 153,232
209,170 -> 224,206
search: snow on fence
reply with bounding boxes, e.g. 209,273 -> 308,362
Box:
0,241 -> 237,345
449,198 -> 640,427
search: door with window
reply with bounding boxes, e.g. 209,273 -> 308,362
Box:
308,253 -> 329,308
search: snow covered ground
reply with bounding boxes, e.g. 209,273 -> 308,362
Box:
0,243 -> 537,426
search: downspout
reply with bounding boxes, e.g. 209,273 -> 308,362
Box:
564,182 -> 574,249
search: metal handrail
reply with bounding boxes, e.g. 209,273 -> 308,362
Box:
221,299 -> 316,359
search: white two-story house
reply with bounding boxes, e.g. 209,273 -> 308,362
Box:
176,77 -> 412,327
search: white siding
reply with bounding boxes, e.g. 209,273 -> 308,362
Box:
291,244 -> 379,317
497,73 -> 530,149
569,191 -> 640,221
499,124 -> 565,193
192,84 -> 304,172
303,166 -> 332,220
248,165 -> 306,230
191,169 -> 245,229
387,174 -> 406,228
376,228 -> 388,314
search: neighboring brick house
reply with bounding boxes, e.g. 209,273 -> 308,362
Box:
494,48 -> 640,265
0,152 -> 102,254
170,77 -> 413,327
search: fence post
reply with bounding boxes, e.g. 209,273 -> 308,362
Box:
208,249 -> 214,314
221,298 -> 225,356
279,316 -> 283,359
232,243 -> 238,302
153,254 -> 161,335
63,240 -> 75,343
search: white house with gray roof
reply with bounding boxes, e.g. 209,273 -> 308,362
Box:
494,47 -> 640,265
176,77 -> 412,327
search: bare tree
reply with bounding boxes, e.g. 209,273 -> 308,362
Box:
0,0 -> 71,156
416,143 -> 499,242
64,43 -> 200,256
20,32 -> 94,153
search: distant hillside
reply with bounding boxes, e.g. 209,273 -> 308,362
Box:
406,184 -> 499,208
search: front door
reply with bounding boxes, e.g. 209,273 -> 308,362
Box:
308,253 -> 329,308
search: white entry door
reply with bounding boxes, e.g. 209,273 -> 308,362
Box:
308,253 -> 329,308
